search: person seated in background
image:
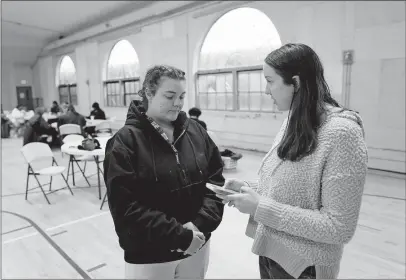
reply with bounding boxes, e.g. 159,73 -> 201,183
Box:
23,107 -> 57,146
24,109 -> 35,120
50,101 -> 62,115
60,102 -> 69,114
10,105 -> 28,137
1,107 -> 12,138
84,102 -> 106,136
58,104 -> 87,135
188,107 -> 207,130
88,102 -> 106,120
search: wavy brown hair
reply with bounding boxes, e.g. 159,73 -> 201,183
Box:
265,43 -> 341,161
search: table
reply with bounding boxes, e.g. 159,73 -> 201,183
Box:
60,137 -> 110,199
85,118 -> 116,127
85,119 -> 105,127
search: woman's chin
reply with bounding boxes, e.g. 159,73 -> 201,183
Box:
167,111 -> 179,121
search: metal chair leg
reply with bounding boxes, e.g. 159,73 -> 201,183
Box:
49,176 -> 53,191
32,174 -> 51,205
66,156 -> 71,181
72,158 -> 91,187
60,173 -> 74,196
25,167 -> 30,200
71,156 -> 76,186
100,191 -> 108,210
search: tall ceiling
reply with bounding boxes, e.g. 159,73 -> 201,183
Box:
1,1 -> 156,65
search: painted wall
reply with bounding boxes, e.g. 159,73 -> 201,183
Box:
1,60 -> 35,111
348,1 -> 405,172
32,1 -> 406,172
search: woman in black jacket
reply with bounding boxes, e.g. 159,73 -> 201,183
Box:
103,65 -> 225,279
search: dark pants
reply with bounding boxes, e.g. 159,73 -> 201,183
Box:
259,256 -> 316,279
84,126 -> 95,136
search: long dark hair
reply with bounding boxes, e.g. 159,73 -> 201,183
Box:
265,43 -> 341,161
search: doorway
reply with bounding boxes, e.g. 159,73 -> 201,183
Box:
16,86 -> 34,110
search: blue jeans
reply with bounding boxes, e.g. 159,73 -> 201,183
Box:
259,256 -> 316,279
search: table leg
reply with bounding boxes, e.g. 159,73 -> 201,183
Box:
95,155 -> 101,200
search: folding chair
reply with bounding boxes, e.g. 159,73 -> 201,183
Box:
59,124 -> 82,136
21,142 -> 73,204
59,124 -> 82,157
95,121 -> 112,137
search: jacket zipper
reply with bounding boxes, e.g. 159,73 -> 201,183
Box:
173,129 -> 188,182
173,128 -> 186,147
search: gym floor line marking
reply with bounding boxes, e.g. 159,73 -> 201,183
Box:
2,210 -> 91,279
87,263 -> 107,272
3,211 -> 109,244
50,230 -> 68,237
2,225 -> 33,235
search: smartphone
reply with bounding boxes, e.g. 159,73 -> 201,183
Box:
206,183 -> 238,195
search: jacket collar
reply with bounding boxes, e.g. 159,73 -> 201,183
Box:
125,100 -> 190,131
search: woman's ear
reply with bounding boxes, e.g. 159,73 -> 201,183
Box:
145,91 -> 153,103
292,75 -> 300,93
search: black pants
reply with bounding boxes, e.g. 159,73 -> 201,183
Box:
259,256 -> 316,279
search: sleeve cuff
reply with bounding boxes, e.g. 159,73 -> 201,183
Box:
177,228 -> 193,251
254,197 -> 285,230
245,180 -> 259,191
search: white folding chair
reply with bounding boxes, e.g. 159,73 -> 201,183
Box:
59,124 -> 82,136
59,124 -> 82,157
21,142 -> 73,204
95,121 -> 112,137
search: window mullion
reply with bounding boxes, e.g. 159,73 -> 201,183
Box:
232,70 -> 238,111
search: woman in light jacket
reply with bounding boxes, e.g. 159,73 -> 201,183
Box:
216,43 -> 368,279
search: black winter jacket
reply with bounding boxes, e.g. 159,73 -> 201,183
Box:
23,114 -> 51,146
103,101 -> 225,264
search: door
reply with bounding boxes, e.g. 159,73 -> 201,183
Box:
16,86 -> 34,111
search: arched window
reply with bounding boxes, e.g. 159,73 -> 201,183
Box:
104,40 -> 141,107
58,55 -> 77,105
197,7 -> 282,112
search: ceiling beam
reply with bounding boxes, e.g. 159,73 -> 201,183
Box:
40,1 -> 221,56
62,1 -> 155,37
2,19 -> 62,33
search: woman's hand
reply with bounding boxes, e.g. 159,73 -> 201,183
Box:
224,178 -> 248,192
217,187 -> 261,215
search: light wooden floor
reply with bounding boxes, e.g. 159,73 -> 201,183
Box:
1,138 -> 405,279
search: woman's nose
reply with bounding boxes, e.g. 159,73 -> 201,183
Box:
173,98 -> 182,106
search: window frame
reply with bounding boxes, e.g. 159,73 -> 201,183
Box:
103,77 -> 141,107
195,65 -> 280,113
58,84 -> 77,105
